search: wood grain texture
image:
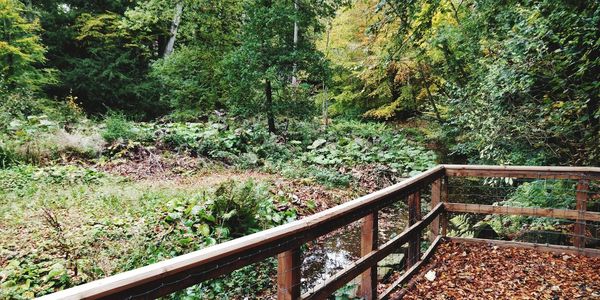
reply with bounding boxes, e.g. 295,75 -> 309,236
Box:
430,179 -> 441,241
358,212 -> 378,300
407,192 -> 422,268
443,164 -> 600,179
277,249 -> 301,300
574,179 -> 589,248
444,203 -> 600,222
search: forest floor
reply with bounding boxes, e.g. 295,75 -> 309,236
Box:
398,241 -> 600,299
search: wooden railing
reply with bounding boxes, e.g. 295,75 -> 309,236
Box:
38,165 -> 600,300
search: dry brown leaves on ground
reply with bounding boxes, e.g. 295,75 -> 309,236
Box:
399,241 -> 600,300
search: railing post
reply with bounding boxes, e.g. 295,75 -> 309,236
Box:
430,179 -> 442,241
574,179 -> 589,248
440,176 -> 449,236
407,192 -> 422,268
358,211 -> 378,300
277,248 -> 301,300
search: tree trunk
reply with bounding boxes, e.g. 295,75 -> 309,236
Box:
291,0 -> 299,85
164,2 -> 184,58
265,80 -> 276,133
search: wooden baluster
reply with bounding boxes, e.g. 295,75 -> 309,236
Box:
574,179 -> 589,248
407,192 -> 422,269
430,179 -> 442,241
358,211 -> 378,300
440,176 -> 449,236
277,248 -> 301,300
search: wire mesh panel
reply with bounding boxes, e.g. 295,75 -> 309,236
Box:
446,175 -> 600,251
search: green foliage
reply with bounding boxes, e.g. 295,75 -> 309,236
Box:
298,121 -> 437,176
178,259 -> 277,300
0,259 -> 70,299
1,165 -> 297,298
101,112 -> 138,143
448,214 -> 474,238
150,46 -> 220,115
0,165 -> 106,195
0,0 -> 54,92
372,0 -> 600,165
333,283 -> 360,300
223,0 -> 339,130
65,12 -> 161,115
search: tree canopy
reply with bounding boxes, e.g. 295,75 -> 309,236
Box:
1,0 -> 598,165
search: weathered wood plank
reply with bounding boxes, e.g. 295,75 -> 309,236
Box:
38,167 -> 446,300
277,249 -> 301,300
358,212 -> 378,300
574,179 -> 589,248
379,235 -> 443,300
430,179 -> 441,241
448,237 -> 600,257
440,176 -> 449,236
444,203 -> 600,222
443,164 -> 600,179
407,192 -> 422,268
301,204 -> 444,300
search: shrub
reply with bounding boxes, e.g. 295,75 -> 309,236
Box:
101,113 -> 137,143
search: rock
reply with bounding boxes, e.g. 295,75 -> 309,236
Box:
378,253 -> 405,268
425,270 -> 436,282
378,267 -> 393,281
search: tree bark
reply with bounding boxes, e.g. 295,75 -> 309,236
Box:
164,2 -> 184,57
265,79 -> 276,133
291,0 -> 299,86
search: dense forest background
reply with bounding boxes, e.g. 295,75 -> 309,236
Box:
2,0 -> 599,166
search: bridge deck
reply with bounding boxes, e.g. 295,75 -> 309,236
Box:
395,239 -> 600,299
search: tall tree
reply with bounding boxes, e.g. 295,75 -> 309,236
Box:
0,0 -> 48,92
163,1 -> 183,57
374,0 -> 600,165
225,0 -> 338,133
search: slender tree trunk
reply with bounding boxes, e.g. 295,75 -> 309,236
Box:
323,22 -> 331,127
4,18 -> 14,88
291,0 -> 299,85
265,79 -> 276,133
418,64 -> 443,124
164,1 -> 184,57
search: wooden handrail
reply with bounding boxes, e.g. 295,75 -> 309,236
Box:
443,164 -> 600,179
445,203 -> 600,222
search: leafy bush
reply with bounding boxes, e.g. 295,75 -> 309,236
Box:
0,259 -> 71,299
298,121 -> 437,177
101,113 -> 138,143
0,165 -> 106,195
154,121 -> 290,165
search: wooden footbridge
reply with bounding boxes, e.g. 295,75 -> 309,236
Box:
39,165 -> 600,299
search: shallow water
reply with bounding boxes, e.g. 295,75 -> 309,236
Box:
301,203 -> 409,293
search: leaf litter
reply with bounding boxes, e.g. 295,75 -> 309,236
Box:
399,241 -> 600,299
